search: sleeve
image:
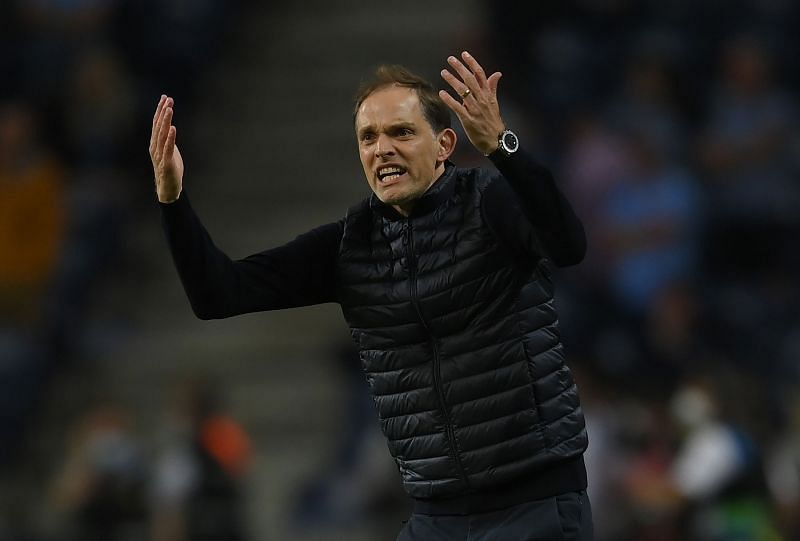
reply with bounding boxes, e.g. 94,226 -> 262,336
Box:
483,148 -> 587,267
160,192 -> 342,319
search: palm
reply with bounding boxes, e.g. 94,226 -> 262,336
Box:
163,144 -> 184,188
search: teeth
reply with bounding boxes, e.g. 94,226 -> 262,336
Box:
382,173 -> 401,182
378,166 -> 405,180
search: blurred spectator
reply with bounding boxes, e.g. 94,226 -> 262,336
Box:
617,376 -> 781,541
63,47 -> 136,168
0,99 -> 66,460
606,51 -> 687,163
44,167 -> 132,355
560,110 -> 634,290
48,401 -> 148,541
643,283 -> 700,382
765,391 -> 800,538
576,367 -> 631,541
18,0 -> 119,105
668,379 -> 779,540
43,46 -> 137,357
0,100 -> 66,324
151,377 -> 251,541
599,126 -> 700,316
617,397 -> 683,540
699,35 -> 800,278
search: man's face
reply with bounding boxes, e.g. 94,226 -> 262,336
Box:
355,86 -> 454,214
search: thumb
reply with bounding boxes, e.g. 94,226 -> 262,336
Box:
488,72 -> 502,95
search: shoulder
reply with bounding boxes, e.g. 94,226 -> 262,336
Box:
343,196 -> 372,224
451,164 -> 514,209
451,164 -> 502,199
340,196 -> 376,248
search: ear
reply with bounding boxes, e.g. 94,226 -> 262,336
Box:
436,128 -> 457,163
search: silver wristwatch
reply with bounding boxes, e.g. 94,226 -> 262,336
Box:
494,129 -> 519,157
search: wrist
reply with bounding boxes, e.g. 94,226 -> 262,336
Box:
158,187 -> 182,204
485,128 -> 519,158
479,123 -> 506,156
481,143 -> 499,156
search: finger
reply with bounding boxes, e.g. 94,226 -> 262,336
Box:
150,98 -> 164,155
152,95 -> 166,128
460,51 -> 487,88
150,95 -> 168,146
441,69 -> 471,100
438,89 -> 468,120
447,55 -> 482,96
154,106 -> 173,163
487,72 -> 503,96
163,125 -> 176,164
158,106 -> 173,150
150,97 -> 172,158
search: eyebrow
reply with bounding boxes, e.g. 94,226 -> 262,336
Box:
357,121 -> 417,138
389,121 -> 416,130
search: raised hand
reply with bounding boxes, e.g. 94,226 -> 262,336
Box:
439,51 -> 506,156
149,95 -> 184,203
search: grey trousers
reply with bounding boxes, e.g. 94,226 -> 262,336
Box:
397,490 -> 593,541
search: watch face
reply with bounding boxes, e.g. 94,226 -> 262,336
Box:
501,131 -> 519,153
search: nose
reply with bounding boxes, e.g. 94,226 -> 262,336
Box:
374,133 -> 395,158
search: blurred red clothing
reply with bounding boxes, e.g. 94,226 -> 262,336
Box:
200,415 -> 251,478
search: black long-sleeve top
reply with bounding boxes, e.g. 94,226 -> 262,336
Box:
160,150 -> 586,320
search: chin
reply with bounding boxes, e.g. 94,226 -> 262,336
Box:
378,195 -> 403,206
376,189 -> 407,206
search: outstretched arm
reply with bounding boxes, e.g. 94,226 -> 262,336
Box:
160,194 -> 341,319
439,52 -> 586,266
149,96 -> 341,318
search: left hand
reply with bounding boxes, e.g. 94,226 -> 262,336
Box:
440,51 -> 506,155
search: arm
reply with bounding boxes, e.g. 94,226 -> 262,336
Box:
160,193 -> 341,319
150,95 -> 340,319
484,149 -> 587,266
439,52 -> 586,267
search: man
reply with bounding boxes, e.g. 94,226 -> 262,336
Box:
150,52 -> 593,540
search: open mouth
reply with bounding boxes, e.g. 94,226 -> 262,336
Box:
377,166 -> 407,183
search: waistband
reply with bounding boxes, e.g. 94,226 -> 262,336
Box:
412,455 -> 587,516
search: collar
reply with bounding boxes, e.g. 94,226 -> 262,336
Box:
369,161 -> 457,221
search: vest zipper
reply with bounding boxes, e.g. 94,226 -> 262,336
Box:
405,219 -> 470,486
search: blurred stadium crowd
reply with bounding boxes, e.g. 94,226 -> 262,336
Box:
0,0 -> 241,450
481,2 -> 800,540
0,1 -> 250,539
1,1 -> 799,540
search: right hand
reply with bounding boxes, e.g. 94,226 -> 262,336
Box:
439,51 -> 505,156
149,95 -> 184,203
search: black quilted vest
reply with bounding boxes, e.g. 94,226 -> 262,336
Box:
336,165 -> 587,499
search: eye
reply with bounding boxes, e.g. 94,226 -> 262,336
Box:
360,132 -> 375,143
397,127 -> 414,137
